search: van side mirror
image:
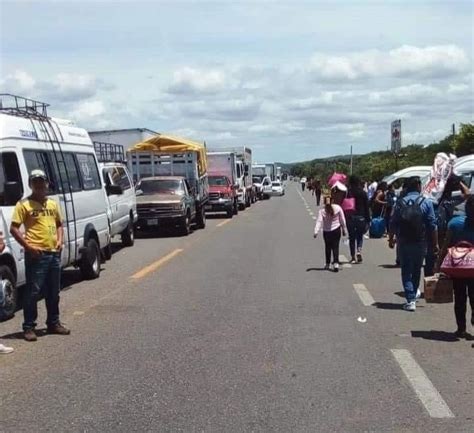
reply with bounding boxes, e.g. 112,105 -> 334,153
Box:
106,184 -> 123,196
135,189 -> 143,196
4,182 -> 23,205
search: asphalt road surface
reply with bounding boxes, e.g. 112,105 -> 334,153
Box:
1,184 -> 473,432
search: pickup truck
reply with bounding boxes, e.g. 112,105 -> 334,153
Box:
135,176 -> 201,235
207,175 -> 237,218
127,135 -> 209,235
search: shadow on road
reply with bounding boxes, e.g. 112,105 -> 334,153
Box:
411,330 -> 461,342
136,228 -> 194,239
1,327 -> 48,340
206,214 -> 230,220
378,264 -> 400,269
373,302 -> 402,310
393,291 -> 425,299
306,267 -> 329,272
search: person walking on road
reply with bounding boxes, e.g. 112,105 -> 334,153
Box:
436,196 -> 474,339
314,196 -> 347,272
10,169 -> 70,342
300,177 -> 307,192
0,230 -> 14,354
346,176 -> 370,264
388,177 -> 438,312
312,178 -> 322,206
371,181 -> 388,219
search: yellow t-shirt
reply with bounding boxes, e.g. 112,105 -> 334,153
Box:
11,198 -> 63,252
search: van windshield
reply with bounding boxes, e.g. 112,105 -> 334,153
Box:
138,179 -> 185,195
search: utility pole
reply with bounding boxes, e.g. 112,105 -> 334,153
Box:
452,123 -> 456,137
350,145 -> 353,175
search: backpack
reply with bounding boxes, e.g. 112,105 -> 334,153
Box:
398,196 -> 425,242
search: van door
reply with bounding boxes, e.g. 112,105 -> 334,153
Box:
23,149 -> 77,268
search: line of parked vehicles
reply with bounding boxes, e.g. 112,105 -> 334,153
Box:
0,94 -> 286,321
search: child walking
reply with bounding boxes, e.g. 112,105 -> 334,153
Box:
314,196 -> 347,272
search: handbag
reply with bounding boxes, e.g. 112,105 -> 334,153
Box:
440,241 -> 474,278
341,196 -> 356,213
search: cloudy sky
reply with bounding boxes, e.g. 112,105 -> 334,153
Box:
1,0 -> 473,162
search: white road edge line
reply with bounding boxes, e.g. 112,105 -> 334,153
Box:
391,349 -> 455,419
353,283 -> 375,306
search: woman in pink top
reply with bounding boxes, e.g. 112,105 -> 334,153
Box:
314,196 -> 347,272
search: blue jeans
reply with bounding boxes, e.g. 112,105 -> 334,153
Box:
24,252 -> 61,331
424,242 -> 436,277
399,243 -> 426,303
347,215 -> 366,258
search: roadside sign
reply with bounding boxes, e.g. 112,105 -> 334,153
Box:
391,120 -> 401,154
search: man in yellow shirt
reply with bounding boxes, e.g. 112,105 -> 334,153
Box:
10,169 -> 70,342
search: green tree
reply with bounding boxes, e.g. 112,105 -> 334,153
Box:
453,123 -> 474,156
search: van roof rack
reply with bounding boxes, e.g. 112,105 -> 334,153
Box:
94,141 -> 126,163
0,93 -> 49,118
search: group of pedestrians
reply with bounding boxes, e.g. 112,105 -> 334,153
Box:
313,175 -> 369,270
308,172 -> 473,339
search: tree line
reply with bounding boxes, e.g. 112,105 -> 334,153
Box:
290,122 -> 473,183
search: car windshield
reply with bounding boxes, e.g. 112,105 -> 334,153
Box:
209,176 -> 228,187
138,179 -> 184,195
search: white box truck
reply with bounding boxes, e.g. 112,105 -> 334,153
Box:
211,146 -> 255,209
89,128 -> 159,152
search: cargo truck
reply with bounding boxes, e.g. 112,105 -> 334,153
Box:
127,135 -> 209,235
206,152 -> 239,217
89,128 -> 159,152
210,146 -> 254,210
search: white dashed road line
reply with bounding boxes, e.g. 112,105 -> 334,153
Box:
352,283 -> 375,306
391,349 -> 455,419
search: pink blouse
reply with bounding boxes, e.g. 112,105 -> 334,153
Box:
314,204 -> 347,234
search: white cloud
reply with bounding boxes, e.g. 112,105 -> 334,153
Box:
178,96 -> 262,121
310,45 -> 469,81
402,129 -> 448,144
0,70 -> 36,93
46,73 -> 99,101
68,100 -> 109,129
167,67 -> 227,95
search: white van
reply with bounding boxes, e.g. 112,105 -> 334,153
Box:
0,94 -> 111,320
94,142 -> 137,253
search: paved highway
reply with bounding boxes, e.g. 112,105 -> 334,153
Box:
0,184 -> 472,432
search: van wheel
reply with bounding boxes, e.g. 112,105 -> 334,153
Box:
180,212 -> 191,236
196,207 -> 206,229
103,242 -> 113,261
121,219 -> 135,247
79,238 -> 101,280
0,265 -> 16,322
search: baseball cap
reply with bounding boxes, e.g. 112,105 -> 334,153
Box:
29,169 -> 48,181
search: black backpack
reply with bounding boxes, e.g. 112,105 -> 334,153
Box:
398,196 -> 426,242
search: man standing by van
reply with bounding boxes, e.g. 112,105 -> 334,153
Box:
10,169 -> 70,341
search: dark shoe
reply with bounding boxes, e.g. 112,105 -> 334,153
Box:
324,264 -> 330,270
356,253 -> 363,263
454,329 -> 468,339
24,329 -> 37,342
47,324 -> 71,335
